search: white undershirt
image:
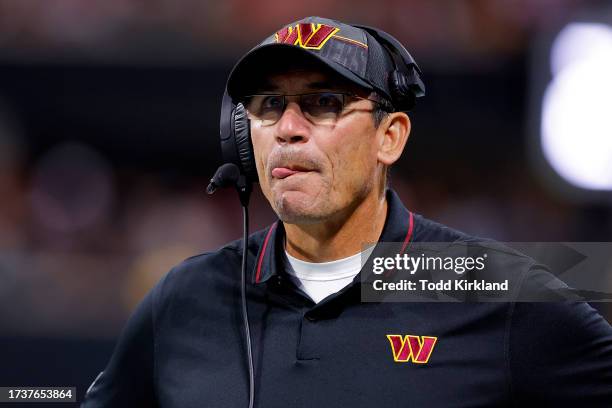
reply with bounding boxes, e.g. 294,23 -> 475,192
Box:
284,246 -> 374,303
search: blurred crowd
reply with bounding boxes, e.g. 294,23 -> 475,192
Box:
0,105 -> 274,337
0,0 -> 584,63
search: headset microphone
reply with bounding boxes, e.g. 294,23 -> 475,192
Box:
206,162 -> 255,408
207,163 -> 252,207
206,163 -> 240,193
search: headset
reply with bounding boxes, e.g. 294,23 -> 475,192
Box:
354,25 -> 426,111
218,26 -> 425,183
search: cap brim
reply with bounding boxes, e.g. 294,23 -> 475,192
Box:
227,43 -> 373,98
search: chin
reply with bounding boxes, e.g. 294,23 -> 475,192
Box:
272,190 -> 328,225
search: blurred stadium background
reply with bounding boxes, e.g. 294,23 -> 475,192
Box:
0,0 -> 611,403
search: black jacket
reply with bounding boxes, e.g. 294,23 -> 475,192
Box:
82,189 -> 612,407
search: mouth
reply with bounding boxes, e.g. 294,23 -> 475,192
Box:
271,165 -> 313,179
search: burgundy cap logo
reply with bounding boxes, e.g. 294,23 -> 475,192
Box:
274,23 -> 339,50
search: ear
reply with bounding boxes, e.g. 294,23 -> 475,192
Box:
376,112 -> 411,166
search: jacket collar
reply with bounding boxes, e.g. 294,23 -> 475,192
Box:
252,188 -> 414,284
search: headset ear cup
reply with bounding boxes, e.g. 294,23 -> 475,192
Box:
389,71 -> 416,111
233,103 -> 258,182
351,24 -> 425,110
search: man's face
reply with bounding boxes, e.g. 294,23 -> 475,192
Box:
249,67 -> 383,224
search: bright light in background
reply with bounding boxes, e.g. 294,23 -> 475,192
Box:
541,22 -> 612,191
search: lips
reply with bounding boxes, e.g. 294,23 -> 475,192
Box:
268,152 -> 319,180
271,166 -> 311,179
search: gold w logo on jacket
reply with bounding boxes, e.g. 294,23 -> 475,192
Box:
387,334 -> 437,364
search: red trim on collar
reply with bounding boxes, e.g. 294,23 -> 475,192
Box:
400,211 -> 414,253
255,222 -> 277,283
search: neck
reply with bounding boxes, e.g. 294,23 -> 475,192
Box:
284,190 -> 388,262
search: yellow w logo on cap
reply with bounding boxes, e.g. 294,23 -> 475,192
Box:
274,23 -> 339,50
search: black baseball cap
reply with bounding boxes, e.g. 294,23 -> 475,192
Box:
226,16 -> 403,104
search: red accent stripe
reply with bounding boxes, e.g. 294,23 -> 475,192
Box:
399,211 -> 414,253
255,222 -> 276,283
333,35 -> 368,49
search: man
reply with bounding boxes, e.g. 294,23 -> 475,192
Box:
82,17 -> 612,407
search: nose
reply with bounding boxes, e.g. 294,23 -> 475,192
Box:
275,101 -> 311,145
